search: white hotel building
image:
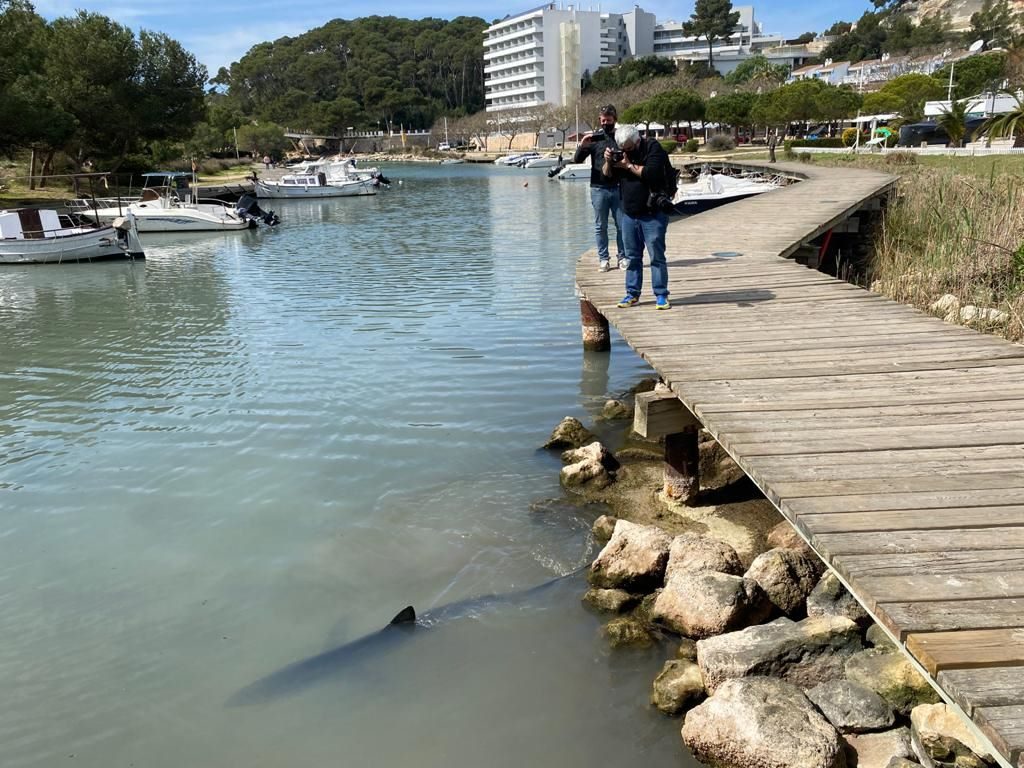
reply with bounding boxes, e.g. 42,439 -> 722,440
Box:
483,4 -> 797,112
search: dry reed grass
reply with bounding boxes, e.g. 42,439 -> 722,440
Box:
868,164 -> 1024,341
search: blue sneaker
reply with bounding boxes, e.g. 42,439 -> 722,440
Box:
655,296 -> 670,310
617,295 -> 639,308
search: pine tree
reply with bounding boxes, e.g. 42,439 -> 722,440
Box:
682,0 -> 741,69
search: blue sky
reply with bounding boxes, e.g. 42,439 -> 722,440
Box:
31,0 -> 874,77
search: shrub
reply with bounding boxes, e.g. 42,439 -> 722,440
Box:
659,139 -> 678,154
685,138 -> 700,153
841,128 -> 860,147
798,152 -> 813,163
706,133 -> 736,152
885,151 -> 918,166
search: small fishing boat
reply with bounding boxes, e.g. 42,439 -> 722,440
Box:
523,154 -> 561,169
254,169 -> 377,199
494,152 -> 541,166
553,162 -> 591,181
82,188 -> 278,232
0,208 -> 144,264
671,169 -> 781,215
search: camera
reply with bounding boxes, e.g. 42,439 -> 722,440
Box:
610,149 -> 625,163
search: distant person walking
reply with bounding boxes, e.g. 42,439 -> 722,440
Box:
604,123 -> 672,310
768,130 -> 778,163
573,104 -> 626,272
263,155 -> 272,169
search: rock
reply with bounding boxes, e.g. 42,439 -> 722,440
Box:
807,679 -> 895,733
601,399 -> 633,420
959,305 -> 981,324
746,547 -> 825,616
910,703 -> 996,768
866,624 -> 897,650
588,520 -> 672,592
807,572 -> 871,627
846,649 -> 940,716
630,377 -> 659,395
844,728 -> 914,768
929,294 -> 960,319
653,570 -> 773,638
543,416 -> 594,449
592,515 -> 617,541
699,439 -> 747,489
560,441 -> 620,490
651,659 -> 705,715
676,637 -> 698,661
682,677 -> 846,768
980,307 -> 1009,325
633,591 -> 660,628
582,588 -> 639,614
697,615 -> 864,694
766,520 -> 814,554
885,759 -> 921,768
602,616 -> 658,648
665,533 -> 744,578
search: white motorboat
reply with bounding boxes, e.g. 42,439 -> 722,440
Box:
0,208 -> 144,264
523,154 -> 562,169
554,162 -> 592,181
81,187 -> 277,232
255,169 -> 377,199
671,169 -> 781,215
494,152 -> 541,166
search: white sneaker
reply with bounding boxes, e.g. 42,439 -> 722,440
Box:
599,260 -> 611,272
617,258 -> 628,270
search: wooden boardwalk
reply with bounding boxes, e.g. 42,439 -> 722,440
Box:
575,161 -> 1024,767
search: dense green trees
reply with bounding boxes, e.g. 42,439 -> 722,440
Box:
0,1 -> 206,170
723,55 -> 790,86
932,53 -> 1008,100
588,56 -> 678,92
216,16 -> 487,134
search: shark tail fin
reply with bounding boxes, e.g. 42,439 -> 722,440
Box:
390,606 -> 416,624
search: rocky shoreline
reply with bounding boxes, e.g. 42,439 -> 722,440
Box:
544,382 -> 997,768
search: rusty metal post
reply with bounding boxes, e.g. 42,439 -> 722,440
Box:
580,299 -> 610,352
664,426 -> 700,505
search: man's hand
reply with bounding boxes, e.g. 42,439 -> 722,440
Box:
603,148 -> 630,169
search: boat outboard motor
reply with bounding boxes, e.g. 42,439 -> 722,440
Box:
236,193 -> 280,227
373,171 -> 391,187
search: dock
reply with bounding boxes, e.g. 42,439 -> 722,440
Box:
575,161 -> 1024,767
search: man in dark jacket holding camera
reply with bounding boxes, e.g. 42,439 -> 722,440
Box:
603,123 -> 672,310
573,104 -> 625,272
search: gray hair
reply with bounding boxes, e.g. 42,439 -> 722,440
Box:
614,124 -> 641,147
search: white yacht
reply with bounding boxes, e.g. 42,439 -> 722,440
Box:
554,162 -> 592,181
255,165 -> 378,199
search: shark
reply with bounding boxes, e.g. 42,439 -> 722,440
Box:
227,567 -> 584,707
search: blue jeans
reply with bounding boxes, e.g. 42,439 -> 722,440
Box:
590,186 -> 624,264
621,210 -> 669,298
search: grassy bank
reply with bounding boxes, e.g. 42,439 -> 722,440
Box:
796,152 -> 1024,342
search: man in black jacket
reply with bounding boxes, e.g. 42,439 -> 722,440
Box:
573,104 -> 625,272
603,123 -> 671,310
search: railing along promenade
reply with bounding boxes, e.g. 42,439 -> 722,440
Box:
575,161 -> 1024,767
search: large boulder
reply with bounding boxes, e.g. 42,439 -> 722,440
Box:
746,547 -> 825,616
651,659 -> 705,715
582,588 -> 639,614
653,570 -> 773,638
543,416 -> 594,449
601,399 -> 633,420
560,441 -> 620,490
910,703 -> 996,768
845,649 -> 941,716
697,616 -> 864,694
592,515 -> 618,542
807,572 -> 871,627
766,520 -> 815,554
843,728 -> 915,768
682,676 -> 846,768
866,624 -> 897,651
665,533 -> 744,579
807,679 -> 896,733
602,616 -> 658,649
588,520 -> 672,592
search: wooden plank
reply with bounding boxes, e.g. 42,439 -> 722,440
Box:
938,668 -> 1024,715
877,599 -> 1024,639
772,473 -> 1024,499
907,628 -> 1024,676
786,490 -> 1024,516
695,391 -> 1024,413
749,459 -> 1024,483
729,432 -> 1024,456
816,527 -> 1024,557
833,550 -> 1024,579
633,390 -> 699,439
973,705 -> 1024,764
855,574 -> 1024,606
800,507 -> 1024,534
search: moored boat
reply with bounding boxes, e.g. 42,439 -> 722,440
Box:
0,208 -> 144,264
553,162 -> 591,181
671,169 -> 781,215
254,169 -> 377,199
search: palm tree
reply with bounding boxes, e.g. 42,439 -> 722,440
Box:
936,99 -> 969,147
983,94 -> 1024,147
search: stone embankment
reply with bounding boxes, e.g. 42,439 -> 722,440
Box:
543,385 -> 998,768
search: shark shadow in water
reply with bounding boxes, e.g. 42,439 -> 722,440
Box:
227,567 -> 585,707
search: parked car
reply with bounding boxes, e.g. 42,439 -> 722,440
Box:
437,142 -> 452,151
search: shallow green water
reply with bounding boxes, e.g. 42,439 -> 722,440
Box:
0,164 -> 695,767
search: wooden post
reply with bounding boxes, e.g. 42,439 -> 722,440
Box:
580,299 -> 610,352
28,146 -> 37,191
634,390 -> 702,506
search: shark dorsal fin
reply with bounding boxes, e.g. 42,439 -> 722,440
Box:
390,606 -> 416,625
